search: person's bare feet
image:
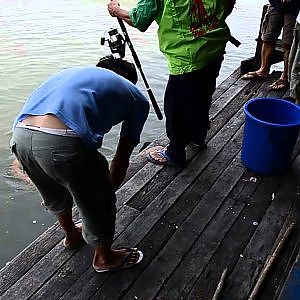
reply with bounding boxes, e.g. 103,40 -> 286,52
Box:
92,247 -> 143,272
241,70 -> 268,80
63,223 -> 85,250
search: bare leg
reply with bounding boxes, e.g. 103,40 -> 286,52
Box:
269,45 -> 290,90
242,41 -> 273,79
256,41 -> 274,76
279,45 -> 290,81
57,210 -> 84,249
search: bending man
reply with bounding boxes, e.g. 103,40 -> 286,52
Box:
10,56 -> 149,272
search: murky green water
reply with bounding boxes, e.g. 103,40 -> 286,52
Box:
0,0 -> 272,269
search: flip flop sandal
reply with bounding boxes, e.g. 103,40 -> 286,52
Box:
241,72 -> 268,80
146,148 -> 185,167
93,247 -> 143,273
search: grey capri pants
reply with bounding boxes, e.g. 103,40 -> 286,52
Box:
261,4 -> 296,46
11,127 -> 116,247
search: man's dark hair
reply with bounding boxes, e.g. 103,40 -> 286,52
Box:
96,55 -> 138,84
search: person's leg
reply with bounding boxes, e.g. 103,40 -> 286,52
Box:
242,5 -> 282,79
270,12 -> 296,90
257,41 -> 274,77
289,22 -> 300,104
164,73 -> 192,163
51,143 -> 142,270
57,209 -> 84,249
281,13 -> 297,81
188,56 -> 224,146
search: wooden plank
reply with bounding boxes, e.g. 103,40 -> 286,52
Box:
1,70 -> 292,299
155,169 -> 265,299
210,77 -> 252,119
186,170 -> 263,299
222,154 -> 300,299
60,94 -> 248,299
0,205 -> 139,300
0,223 -> 63,296
115,162 -> 163,210
121,154 -> 245,300
248,222 -> 295,300
188,138 -> 300,299
212,67 -> 241,100
90,122 -> 246,299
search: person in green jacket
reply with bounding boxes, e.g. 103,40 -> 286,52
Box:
108,0 -> 236,166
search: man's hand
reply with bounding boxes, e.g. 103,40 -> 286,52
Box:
107,0 -> 134,26
107,0 -> 120,17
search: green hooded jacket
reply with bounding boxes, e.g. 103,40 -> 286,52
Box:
130,0 -> 232,75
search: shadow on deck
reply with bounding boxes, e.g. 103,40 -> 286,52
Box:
1,69 -> 300,300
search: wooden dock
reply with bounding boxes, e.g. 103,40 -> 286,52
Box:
1,68 -> 300,300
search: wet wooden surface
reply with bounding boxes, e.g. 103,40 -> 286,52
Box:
1,69 -> 299,300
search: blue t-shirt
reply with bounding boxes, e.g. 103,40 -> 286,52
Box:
13,67 -> 149,149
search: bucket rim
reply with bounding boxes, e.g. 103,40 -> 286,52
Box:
244,97 -> 300,127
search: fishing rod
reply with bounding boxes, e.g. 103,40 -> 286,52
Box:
117,18 -> 163,120
100,19 -> 163,120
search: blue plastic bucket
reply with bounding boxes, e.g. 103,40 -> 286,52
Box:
241,98 -> 300,175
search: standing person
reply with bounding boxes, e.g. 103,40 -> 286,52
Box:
10,56 -> 149,272
289,11 -> 300,104
108,0 -> 236,167
242,0 -> 300,91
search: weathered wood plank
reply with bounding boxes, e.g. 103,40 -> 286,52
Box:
212,67 -> 241,101
90,122 -> 246,300
222,154 -> 300,299
0,223 -> 63,296
123,154 -> 245,300
186,171 -> 261,300
60,94 -> 248,299
0,205 -> 139,300
186,172 -> 283,299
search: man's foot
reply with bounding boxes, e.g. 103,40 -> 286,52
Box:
269,78 -> 289,91
93,247 -> 143,273
241,71 -> 268,80
146,146 -> 185,167
63,222 -> 85,250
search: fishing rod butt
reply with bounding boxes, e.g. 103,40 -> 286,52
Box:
148,89 -> 163,120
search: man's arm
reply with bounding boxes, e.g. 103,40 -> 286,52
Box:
107,0 -> 158,32
109,137 -> 136,190
107,0 -> 133,27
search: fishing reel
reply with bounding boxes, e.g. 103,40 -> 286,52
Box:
100,28 -> 126,58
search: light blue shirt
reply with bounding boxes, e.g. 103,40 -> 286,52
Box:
13,67 -> 149,149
